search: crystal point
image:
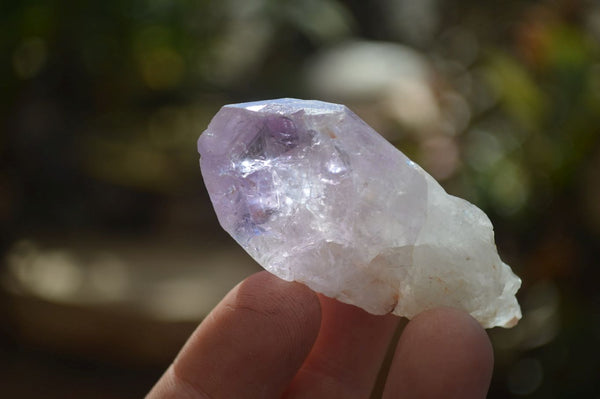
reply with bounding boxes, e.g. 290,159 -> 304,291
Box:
198,98 -> 521,328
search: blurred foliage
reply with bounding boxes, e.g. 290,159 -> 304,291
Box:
2,0 -> 600,397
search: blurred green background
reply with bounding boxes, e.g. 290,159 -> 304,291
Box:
2,0 -> 600,397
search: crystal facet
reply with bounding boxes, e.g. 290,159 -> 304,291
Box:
198,98 -> 521,328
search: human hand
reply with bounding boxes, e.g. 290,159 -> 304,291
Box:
147,271 -> 493,398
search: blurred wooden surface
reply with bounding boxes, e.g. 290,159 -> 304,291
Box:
1,234 -> 259,397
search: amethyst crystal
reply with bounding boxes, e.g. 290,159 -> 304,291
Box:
198,98 -> 521,328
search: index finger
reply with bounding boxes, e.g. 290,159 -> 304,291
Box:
147,271 -> 321,398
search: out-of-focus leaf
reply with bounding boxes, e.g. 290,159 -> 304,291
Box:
483,52 -> 546,131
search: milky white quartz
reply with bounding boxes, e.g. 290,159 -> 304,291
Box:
198,98 -> 521,328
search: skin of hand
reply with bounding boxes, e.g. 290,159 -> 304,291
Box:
147,271 -> 494,399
